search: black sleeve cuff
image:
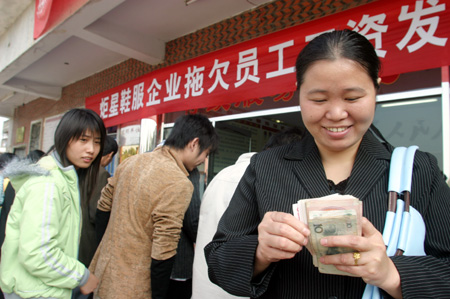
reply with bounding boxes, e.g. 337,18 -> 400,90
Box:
95,209 -> 110,245
151,256 -> 175,299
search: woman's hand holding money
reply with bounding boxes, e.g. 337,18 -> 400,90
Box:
318,217 -> 402,298
253,211 -> 310,277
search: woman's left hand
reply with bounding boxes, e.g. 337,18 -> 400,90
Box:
319,217 -> 402,298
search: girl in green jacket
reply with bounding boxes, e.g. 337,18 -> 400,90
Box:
0,108 -> 106,299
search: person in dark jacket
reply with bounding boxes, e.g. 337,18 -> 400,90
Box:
166,168 -> 201,299
75,136 -> 118,299
0,152 -> 19,299
205,29 -> 450,298
78,135 -> 118,267
93,135 -> 119,245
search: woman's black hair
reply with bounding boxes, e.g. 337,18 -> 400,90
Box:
164,114 -> 219,155
54,108 -> 106,198
27,150 -> 45,163
296,29 -> 381,90
262,126 -> 305,151
102,135 -> 118,157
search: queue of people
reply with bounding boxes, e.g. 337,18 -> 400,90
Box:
0,29 -> 449,299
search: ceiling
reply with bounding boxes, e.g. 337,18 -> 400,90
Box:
0,0 -> 275,118
0,0 -> 32,37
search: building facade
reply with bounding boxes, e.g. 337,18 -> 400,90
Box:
3,0 -> 450,184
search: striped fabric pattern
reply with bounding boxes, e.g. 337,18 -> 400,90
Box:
205,131 -> 450,298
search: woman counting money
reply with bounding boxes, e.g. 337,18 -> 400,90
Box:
205,29 -> 450,298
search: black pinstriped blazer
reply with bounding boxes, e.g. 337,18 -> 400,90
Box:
205,130 -> 450,299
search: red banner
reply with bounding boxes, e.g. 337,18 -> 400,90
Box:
86,0 -> 450,127
34,0 -> 89,39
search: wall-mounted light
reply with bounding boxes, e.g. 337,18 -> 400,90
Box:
380,98 -> 437,108
0,92 -> 16,103
185,0 -> 198,5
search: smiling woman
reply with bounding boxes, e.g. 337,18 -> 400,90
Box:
298,58 -> 377,182
205,29 -> 450,299
0,108 -> 106,299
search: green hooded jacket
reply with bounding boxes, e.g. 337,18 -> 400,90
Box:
0,152 -> 89,299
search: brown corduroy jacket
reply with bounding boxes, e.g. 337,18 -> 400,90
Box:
89,146 -> 193,299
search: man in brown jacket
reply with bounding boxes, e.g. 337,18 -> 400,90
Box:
89,114 -> 218,299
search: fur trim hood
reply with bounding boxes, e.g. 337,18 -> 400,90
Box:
2,157 -> 50,192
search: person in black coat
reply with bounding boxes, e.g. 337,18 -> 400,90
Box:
166,167 -> 201,299
205,29 -> 450,298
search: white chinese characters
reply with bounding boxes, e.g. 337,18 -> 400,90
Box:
97,0 -> 448,119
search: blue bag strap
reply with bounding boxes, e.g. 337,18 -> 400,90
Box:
400,146 -> 418,193
388,147 -> 406,194
363,145 -> 420,299
396,146 -> 418,252
386,199 -> 404,257
383,147 -> 406,247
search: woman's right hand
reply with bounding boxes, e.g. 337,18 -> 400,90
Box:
254,211 -> 310,276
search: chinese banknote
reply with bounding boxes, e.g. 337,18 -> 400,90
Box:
292,194 -> 362,276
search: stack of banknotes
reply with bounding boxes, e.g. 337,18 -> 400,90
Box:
292,194 -> 362,276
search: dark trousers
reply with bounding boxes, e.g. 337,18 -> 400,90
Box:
166,279 -> 192,299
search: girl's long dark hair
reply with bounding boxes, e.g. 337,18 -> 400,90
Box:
54,108 -> 106,199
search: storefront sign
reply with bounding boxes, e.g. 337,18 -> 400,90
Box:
86,0 -> 450,127
34,0 -> 89,39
